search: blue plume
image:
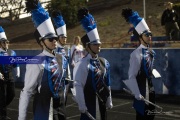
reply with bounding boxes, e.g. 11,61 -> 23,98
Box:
26,1 -> 49,27
53,15 -> 65,28
51,11 -> 65,28
129,11 -> 142,27
0,26 -> 4,33
80,14 -> 97,32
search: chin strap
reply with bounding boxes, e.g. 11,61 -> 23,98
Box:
58,39 -> 65,47
3,47 -> 7,51
0,43 -> 7,51
142,38 -> 149,47
2,46 -> 7,51
87,44 -> 96,55
42,41 -> 54,53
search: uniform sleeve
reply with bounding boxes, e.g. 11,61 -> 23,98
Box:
161,10 -> 166,26
174,10 -> 179,22
70,46 -> 76,65
128,51 -> 141,96
66,64 -> 71,81
104,60 -> 113,109
11,50 -> 20,77
18,64 -> 42,120
105,59 -> 111,86
64,64 -> 71,99
73,61 -> 88,109
70,45 -> 75,59
13,66 -> 20,78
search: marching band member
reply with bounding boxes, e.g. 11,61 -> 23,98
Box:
18,0 -> 67,119
0,26 -> 20,120
73,7 -> 113,120
51,10 -> 71,106
122,8 -> 157,120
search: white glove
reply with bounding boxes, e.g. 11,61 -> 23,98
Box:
0,73 -> 4,80
106,96 -> 113,109
78,103 -> 87,113
135,94 -> 144,100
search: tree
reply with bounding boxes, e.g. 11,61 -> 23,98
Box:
0,0 -> 24,20
48,0 -> 87,27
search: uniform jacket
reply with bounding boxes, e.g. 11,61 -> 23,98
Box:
128,44 -> 156,115
0,48 -> 20,81
18,50 -> 67,120
73,53 -> 112,120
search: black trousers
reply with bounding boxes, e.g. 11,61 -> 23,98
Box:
80,100 -> 107,120
53,97 -> 66,120
0,80 -> 15,116
165,22 -> 180,40
136,104 -> 155,120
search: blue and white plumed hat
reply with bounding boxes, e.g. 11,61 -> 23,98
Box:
122,8 -> 150,35
0,26 -> 8,41
25,0 -> 57,43
52,10 -> 67,38
78,7 -> 101,48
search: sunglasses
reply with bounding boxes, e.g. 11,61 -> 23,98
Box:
48,38 -> 58,42
143,32 -> 152,37
2,41 -> 9,44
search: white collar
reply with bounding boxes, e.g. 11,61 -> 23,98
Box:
139,44 -> 148,49
57,42 -> 64,48
42,49 -> 55,57
87,53 -> 98,60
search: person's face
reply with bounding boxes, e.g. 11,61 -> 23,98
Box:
42,37 -> 57,50
129,23 -> 134,27
167,4 -> 173,10
0,40 -> 9,50
141,31 -> 152,45
89,43 -> 101,54
75,38 -> 80,45
58,36 -> 67,46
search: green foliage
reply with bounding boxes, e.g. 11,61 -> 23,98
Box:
48,0 -> 87,27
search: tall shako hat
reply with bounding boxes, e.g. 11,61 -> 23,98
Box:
25,0 -> 57,43
77,7 -> 101,48
122,8 -> 151,36
0,26 -> 8,41
52,10 -> 67,38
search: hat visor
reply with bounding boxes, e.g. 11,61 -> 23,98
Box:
89,40 -> 101,44
42,33 -> 58,40
142,30 -> 152,37
59,34 -> 67,38
0,38 -> 9,42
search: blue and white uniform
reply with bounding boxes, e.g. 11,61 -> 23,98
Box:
55,43 -> 71,102
73,53 -> 112,120
56,44 -> 66,56
128,44 -> 156,115
0,48 -> 20,117
0,48 -> 20,80
18,50 -> 67,120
